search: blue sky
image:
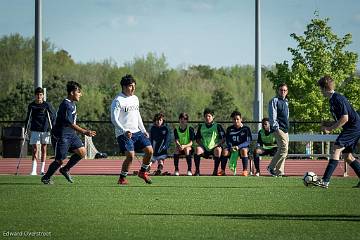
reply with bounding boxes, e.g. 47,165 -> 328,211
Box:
1,0 -> 360,68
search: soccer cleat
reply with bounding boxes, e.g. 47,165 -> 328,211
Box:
187,171 -> 193,176
138,171 -> 152,184
194,171 -> 200,176
153,169 -> 162,176
255,171 -> 260,177
59,167 -> 74,183
242,170 -> 248,177
313,179 -> 329,189
174,170 -> 180,176
30,172 -> 37,176
266,166 -> 277,177
217,170 -> 226,176
40,172 -> 45,176
41,176 -> 53,185
118,177 -> 128,185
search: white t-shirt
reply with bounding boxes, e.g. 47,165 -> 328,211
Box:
111,92 -> 147,137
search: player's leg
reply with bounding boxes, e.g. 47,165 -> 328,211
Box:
173,149 -> 182,176
41,136 -> 67,184
29,132 -> 40,175
219,148 -> 230,176
240,148 -> 249,176
117,134 -> 135,185
39,131 -> 51,175
59,135 -> 86,183
253,148 -> 264,176
344,150 -> 360,188
184,147 -> 193,176
212,147 -> 222,176
269,130 -> 288,176
194,146 -> 204,176
136,132 -> 153,184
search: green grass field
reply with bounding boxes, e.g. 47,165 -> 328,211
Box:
0,175 -> 359,240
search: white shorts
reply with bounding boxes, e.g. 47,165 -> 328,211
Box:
151,154 -> 167,163
29,131 -> 51,145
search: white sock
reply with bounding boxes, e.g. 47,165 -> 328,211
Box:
31,161 -> 37,174
40,162 -> 45,173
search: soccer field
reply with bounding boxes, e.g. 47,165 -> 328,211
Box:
0,175 -> 359,240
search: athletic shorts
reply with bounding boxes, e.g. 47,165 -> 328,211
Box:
29,131 -> 51,145
52,134 -> 84,161
335,129 -> 360,153
117,131 -> 151,153
151,154 -> 167,163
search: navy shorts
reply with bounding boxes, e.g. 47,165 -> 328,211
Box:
52,134 -> 84,161
117,131 -> 151,153
335,129 -> 360,153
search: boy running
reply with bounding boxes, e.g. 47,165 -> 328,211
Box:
41,81 -> 96,184
111,74 -> 153,185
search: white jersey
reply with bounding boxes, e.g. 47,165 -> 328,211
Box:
111,92 -> 147,137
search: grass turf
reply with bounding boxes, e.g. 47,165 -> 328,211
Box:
0,175 -> 359,240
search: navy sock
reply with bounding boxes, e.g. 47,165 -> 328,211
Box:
213,157 -> 220,174
63,154 -> 82,171
350,160 -> 360,178
173,154 -> 180,171
44,160 -> 61,179
322,159 -> 339,182
241,157 -> 249,171
194,154 -> 201,173
253,155 -> 260,172
186,155 -> 192,171
220,156 -> 228,171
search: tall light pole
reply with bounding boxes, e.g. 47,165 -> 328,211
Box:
254,0 -> 262,131
35,0 -> 42,89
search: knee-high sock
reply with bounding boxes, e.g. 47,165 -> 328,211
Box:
44,160 -> 61,179
350,160 -> 360,178
186,155 -> 192,171
322,159 -> 338,182
194,154 -> 201,173
220,156 -> 228,171
63,154 -> 82,171
213,157 -> 220,174
253,154 -> 260,172
241,157 -> 249,171
174,154 -> 180,171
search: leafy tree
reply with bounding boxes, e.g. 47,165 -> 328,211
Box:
267,17 -> 358,132
210,87 -> 237,121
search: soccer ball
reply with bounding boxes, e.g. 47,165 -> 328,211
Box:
302,172 -> 318,186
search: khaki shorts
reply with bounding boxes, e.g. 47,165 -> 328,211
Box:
29,131 -> 51,145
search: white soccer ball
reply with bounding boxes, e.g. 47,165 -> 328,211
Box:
303,172 -> 318,186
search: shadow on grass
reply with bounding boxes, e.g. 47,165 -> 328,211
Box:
129,213 -> 360,222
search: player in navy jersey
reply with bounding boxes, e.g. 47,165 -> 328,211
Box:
222,111 -> 252,176
314,76 -> 360,188
25,87 -> 55,175
41,81 -> 96,184
173,112 -> 195,176
194,108 -> 225,176
149,112 -> 171,175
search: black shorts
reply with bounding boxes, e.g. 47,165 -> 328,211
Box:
335,129 -> 360,153
257,147 -> 277,156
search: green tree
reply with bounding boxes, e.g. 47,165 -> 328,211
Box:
210,87 -> 237,121
267,17 -> 358,131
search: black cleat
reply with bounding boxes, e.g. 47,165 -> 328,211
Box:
59,167 -> 74,183
41,176 -> 53,185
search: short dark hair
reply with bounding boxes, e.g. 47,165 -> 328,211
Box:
261,117 -> 270,124
153,112 -> 165,123
318,75 -> 335,91
278,83 -> 288,90
179,112 -> 189,120
203,108 -> 214,116
34,87 -> 44,95
230,110 -> 242,119
67,81 -> 82,94
120,74 -> 136,87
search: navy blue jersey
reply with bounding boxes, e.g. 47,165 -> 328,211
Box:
150,124 -> 171,156
330,92 -> 360,131
226,125 -> 252,149
25,101 -> 55,132
52,99 -> 77,137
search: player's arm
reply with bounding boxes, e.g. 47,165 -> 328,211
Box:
70,124 -> 96,137
24,104 -> 32,132
110,99 -> 126,134
137,111 -> 149,138
322,115 -> 348,133
195,124 -> 202,146
268,98 -> 279,131
256,131 -> 262,148
216,124 -> 226,146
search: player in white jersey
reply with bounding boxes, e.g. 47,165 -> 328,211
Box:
111,74 -> 153,185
